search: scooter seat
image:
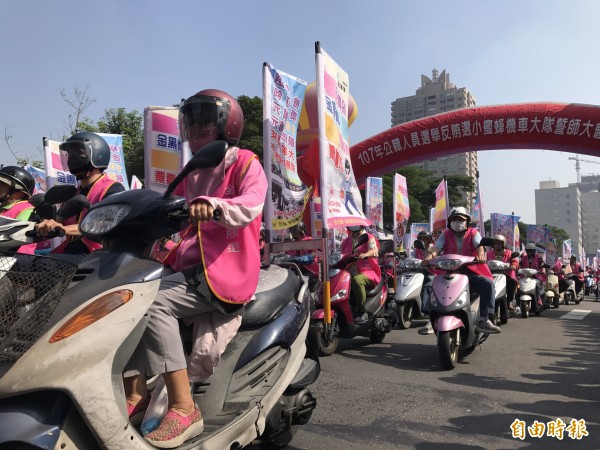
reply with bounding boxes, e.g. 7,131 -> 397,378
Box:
365,277 -> 385,299
241,265 -> 302,328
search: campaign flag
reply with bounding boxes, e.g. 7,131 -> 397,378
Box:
432,178 -> 448,234
263,63 -> 311,233
393,174 -> 410,251
471,175 -> 483,236
491,213 -> 521,251
98,133 -> 129,190
563,239 -> 572,260
24,164 -> 47,194
143,106 -> 182,193
596,250 -> 600,270
545,230 -> 558,265
43,138 -> 78,187
315,43 -> 368,229
409,223 -> 430,252
365,177 -> 383,233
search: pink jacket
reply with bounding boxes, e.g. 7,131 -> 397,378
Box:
341,232 -> 381,284
165,147 -> 267,304
0,200 -> 42,254
521,255 -> 547,282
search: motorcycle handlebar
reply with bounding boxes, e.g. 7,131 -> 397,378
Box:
25,228 -> 65,239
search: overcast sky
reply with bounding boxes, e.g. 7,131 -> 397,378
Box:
2,0 -> 600,223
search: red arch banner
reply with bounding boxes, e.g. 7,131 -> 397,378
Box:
349,102 -> 600,182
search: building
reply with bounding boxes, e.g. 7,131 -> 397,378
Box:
390,69 -> 478,179
577,174 -> 600,256
535,180 -> 583,254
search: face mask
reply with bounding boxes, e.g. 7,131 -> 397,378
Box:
450,221 -> 467,232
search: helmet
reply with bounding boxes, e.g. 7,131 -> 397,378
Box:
417,230 -> 432,242
179,89 -> 244,153
291,221 -> 306,239
59,131 -> 110,173
525,243 -> 537,251
347,225 -> 365,233
447,206 -> 470,228
493,234 -> 506,246
0,166 -> 35,197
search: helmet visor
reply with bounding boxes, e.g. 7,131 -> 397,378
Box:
179,97 -> 231,153
59,140 -> 91,173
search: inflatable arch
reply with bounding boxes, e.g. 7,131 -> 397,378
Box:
349,102 -> 600,183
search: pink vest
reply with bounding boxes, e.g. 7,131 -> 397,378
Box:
55,174 -> 117,253
0,200 -> 41,254
341,233 -> 381,284
486,248 -> 517,281
166,151 -> 261,304
442,228 -> 492,280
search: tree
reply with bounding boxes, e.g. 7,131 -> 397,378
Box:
237,95 -> 263,161
96,108 -> 144,182
61,85 -> 96,136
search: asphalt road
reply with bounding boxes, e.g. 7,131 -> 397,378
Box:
258,296 -> 600,450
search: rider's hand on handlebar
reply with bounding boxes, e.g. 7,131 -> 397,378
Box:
474,254 -> 487,264
35,219 -> 66,238
189,199 -> 215,224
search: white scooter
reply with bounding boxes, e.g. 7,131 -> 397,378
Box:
395,257 -> 428,329
487,260 -> 510,325
517,268 -> 541,318
0,141 -> 320,450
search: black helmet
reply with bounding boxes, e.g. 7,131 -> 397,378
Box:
291,221 -> 306,239
417,230 -> 432,242
347,225 -> 364,233
0,166 -> 35,198
179,89 -> 244,153
59,131 -> 111,173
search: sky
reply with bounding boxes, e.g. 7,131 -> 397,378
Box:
2,0 -> 600,224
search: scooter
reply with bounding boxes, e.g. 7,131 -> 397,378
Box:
517,268 -> 543,318
308,235 -> 394,356
545,268 -> 560,309
487,260 -> 510,325
563,273 -> 583,305
0,141 -> 320,450
415,237 -> 495,370
395,257 -> 428,329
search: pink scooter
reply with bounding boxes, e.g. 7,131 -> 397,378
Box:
415,237 -> 494,370
308,235 -> 393,356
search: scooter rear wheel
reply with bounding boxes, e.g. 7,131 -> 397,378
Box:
308,320 -> 339,356
437,330 -> 458,370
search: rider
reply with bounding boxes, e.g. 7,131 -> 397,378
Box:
520,243 -> 548,308
287,221 -> 320,291
342,224 -> 381,324
423,207 -> 501,334
123,89 -> 267,448
35,131 -> 125,254
486,234 -> 519,312
413,231 -> 436,335
0,166 -> 39,254
567,255 -> 584,296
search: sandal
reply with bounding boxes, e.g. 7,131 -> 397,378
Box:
144,407 -> 204,448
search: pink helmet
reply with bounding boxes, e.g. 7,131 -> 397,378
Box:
179,89 -> 244,153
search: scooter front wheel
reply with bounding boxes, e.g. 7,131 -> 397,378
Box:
308,320 -> 339,356
520,301 -> 529,318
437,330 -> 459,370
397,302 -> 414,329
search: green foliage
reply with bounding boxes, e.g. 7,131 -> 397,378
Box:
237,95 -> 263,161
96,108 -> 144,182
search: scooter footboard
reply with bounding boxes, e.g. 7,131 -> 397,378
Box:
435,315 -> 464,332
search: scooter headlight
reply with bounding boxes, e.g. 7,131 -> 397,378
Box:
330,289 -> 347,302
329,253 -> 342,267
80,204 -> 132,236
403,258 -> 422,270
433,259 -> 462,271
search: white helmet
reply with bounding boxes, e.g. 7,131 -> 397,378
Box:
447,206 -> 470,228
493,234 -> 506,247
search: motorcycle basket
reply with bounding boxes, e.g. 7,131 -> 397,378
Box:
0,253 -> 77,361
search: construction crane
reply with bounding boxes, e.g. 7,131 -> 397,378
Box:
567,154 -> 600,184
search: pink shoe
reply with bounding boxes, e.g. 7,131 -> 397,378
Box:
126,395 -> 151,426
144,407 -> 204,448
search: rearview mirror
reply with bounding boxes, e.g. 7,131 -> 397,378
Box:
57,194 -> 90,221
352,233 -> 369,249
413,239 -> 426,250
44,184 -> 77,205
510,251 -> 521,259
479,237 -> 495,248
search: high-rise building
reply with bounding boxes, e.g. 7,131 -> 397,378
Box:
535,180 -> 583,254
576,174 -> 600,257
391,69 -> 478,179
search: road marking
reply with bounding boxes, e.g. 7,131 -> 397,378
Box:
560,309 -> 592,320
